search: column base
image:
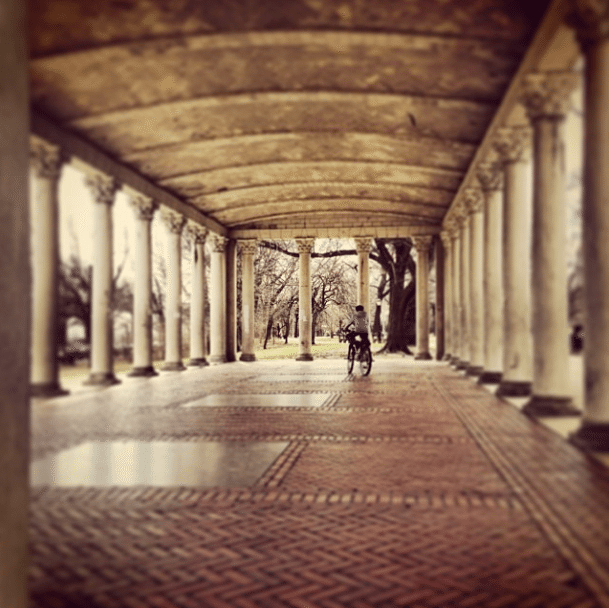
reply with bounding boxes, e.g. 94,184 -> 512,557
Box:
477,371 -> 502,385
83,372 -> 120,386
209,355 -> 227,364
296,353 -> 314,361
466,365 -> 483,377
240,353 -> 256,362
188,358 -> 209,367
160,361 -> 186,372
523,395 -> 580,418
570,422 -> 609,452
454,359 -> 469,371
414,352 -> 432,360
496,380 -> 531,397
128,366 -> 158,377
449,356 -> 460,366
443,353 -> 452,362
30,382 -> 69,398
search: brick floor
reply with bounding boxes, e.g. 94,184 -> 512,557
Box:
29,356 -> 609,607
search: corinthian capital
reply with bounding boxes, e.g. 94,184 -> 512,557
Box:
295,237 -> 315,254
354,237 -> 372,253
463,188 -> 484,215
567,0 -> 609,50
477,162 -> 503,192
238,239 -> 258,256
85,172 -> 119,205
185,222 -> 208,244
210,234 -> 227,253
160,208 -> 186,235
30,137 -> 63,181
412,235 -> 433,254
520,71 -> 580,120
492,126 -> 531,164
440,230 -> 452,249
129,194 -> 158,222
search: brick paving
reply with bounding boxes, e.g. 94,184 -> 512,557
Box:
29,356 -> 609,607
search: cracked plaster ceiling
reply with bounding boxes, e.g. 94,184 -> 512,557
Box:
29,0 -> 551,237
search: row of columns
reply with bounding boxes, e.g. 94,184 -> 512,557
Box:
442,1 -> 609,450
28,163 -> 385,392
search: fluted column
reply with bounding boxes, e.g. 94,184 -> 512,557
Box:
464,189 -> 485,376
128,193 -> 158,377
477,162 -> 504,384
456,211 -> 471,370
209,234 -> 227,364
225,238 -> 238,362
0,3 -> 30,601
440,230 -> 453,361
521,71 -> 580,416
239,239 -> 258,362
160,209 -> 186,371
413,236 -> 433,360
567,2 -> 609,450
493,126 -> 533,397
355,237 -> 372,309
296,237 -> 315,361
450,221 -> 463,366
29,137 -> 67,396
187,223 -> 209,367
84,173 -> 120,386
434,236 -> 445,360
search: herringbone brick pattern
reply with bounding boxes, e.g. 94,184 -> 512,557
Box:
29,357 -> 609,607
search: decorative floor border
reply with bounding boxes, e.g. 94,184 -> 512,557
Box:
432,375 -> 609,608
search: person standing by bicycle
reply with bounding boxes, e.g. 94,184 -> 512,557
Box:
344,305 -> 370,350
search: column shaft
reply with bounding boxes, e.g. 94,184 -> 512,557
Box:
355,237 -> 371,308
296,238 -> 314,361
440,232 -> 452,361
225,239 -> 238,363
129,194 -> 157,376
413,236 -> 432,360
29,139 -> 67,396
435,237 -> 445,360
161,209 -> 186,371
239,240 -> 257,361
496,129 -> 533,397
209,235 -> 227,363
451,231 -> 462,366
457,218 -> 471,369
568,12 -> 609,450
85,174 -> 120,386
0,0 -> 30,602
188,224 -> 208,366
478,166 -> 504,384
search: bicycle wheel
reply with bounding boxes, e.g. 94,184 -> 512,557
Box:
347,343 -> 355,374
359,346 -> 372,376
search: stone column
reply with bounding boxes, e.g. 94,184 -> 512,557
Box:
464,189 -> 485,376
187,223 -> 209,367
128,193 -> 158,377
434,236 -> 445,360
296,237 -> 315,361
355,237 -> 372,309
567,2 -> 609,450
0,0 -> 30,601
84,172 -> 120,386
239,239 -> 258,362
413,236 -> 433,360
225,238 -> 238,363
456,211 -> 471,370
521,71 -> 580,416
450,222 -> 462,366
493,126 -> 533,397
160,208 -> 186,371
477,162 -> 504,384
440,230 -> 453,361
29,137 -> 67,396
209,234 -> 227,364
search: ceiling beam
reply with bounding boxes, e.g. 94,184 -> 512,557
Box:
30,109 -> 228,236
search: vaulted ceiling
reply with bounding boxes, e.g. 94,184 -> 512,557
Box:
29,0 -> 554,238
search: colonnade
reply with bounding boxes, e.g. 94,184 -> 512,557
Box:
442,2 -> 609,451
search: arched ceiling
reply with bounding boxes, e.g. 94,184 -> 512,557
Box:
29,0 -> 552,237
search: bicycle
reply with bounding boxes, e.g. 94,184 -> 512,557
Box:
345,330 -> 372,376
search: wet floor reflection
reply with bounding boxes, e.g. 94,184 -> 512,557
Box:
181,393 -> 331,408
30,440 -> 289,487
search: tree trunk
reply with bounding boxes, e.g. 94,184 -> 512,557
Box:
383,280 -> 415,354
263,316 -> 273,349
